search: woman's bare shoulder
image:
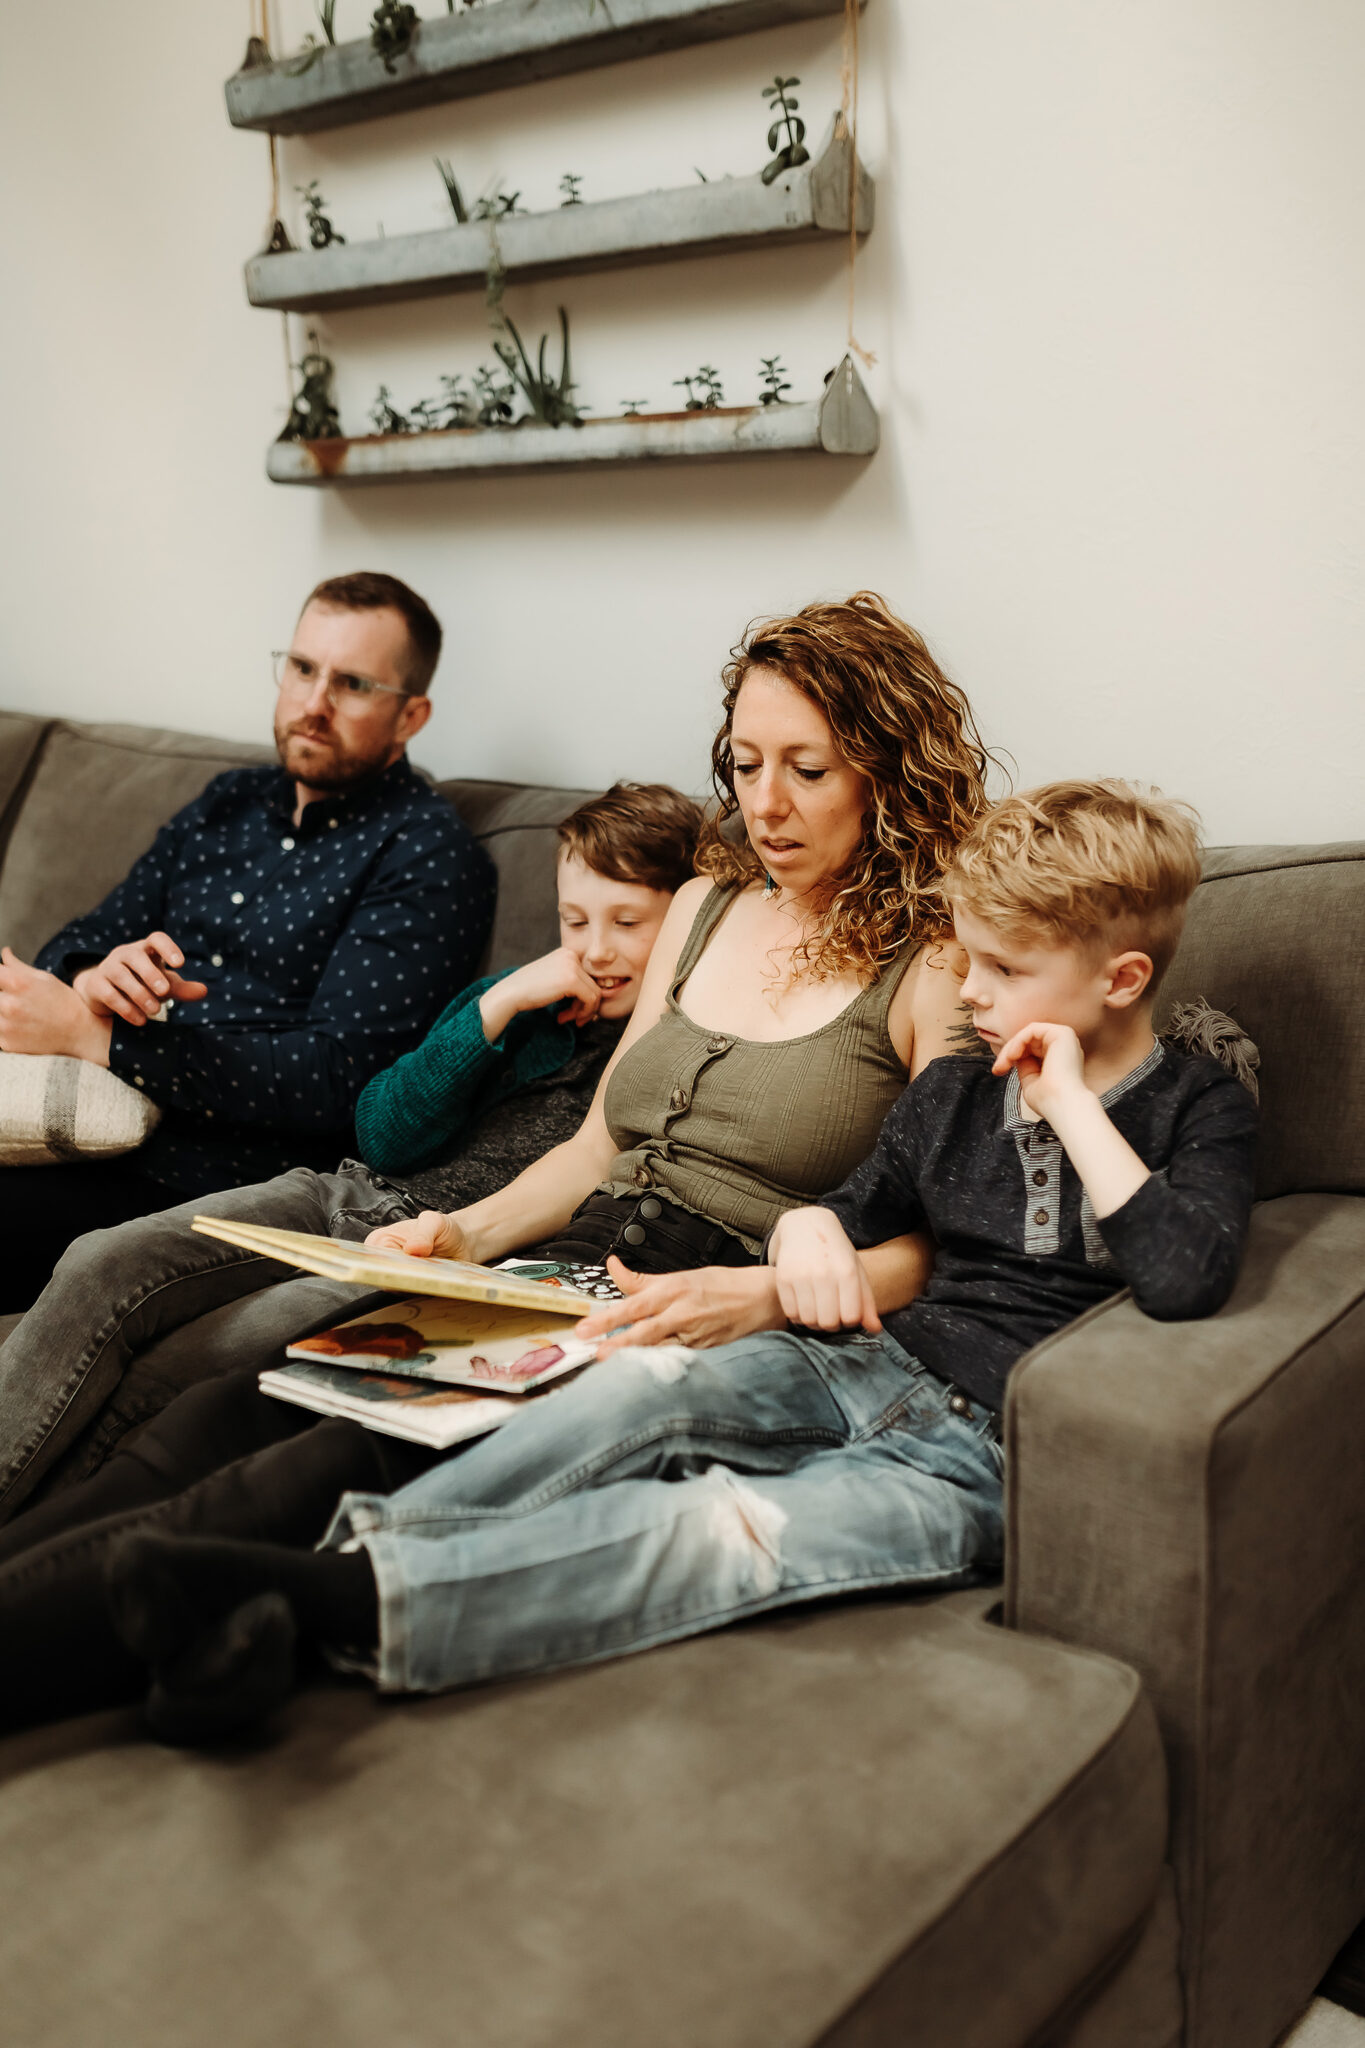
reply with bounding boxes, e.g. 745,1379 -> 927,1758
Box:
888,935 -> 978,1075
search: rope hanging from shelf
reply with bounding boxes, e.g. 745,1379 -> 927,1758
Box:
840,0 -> 874,366
251,0 -> 297,407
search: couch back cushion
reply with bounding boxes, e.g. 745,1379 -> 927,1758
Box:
0,712 -> 52,849
0,722 -> 273,963
1157,843 -> 1365,1199
0,722 -> 601,983
439,777 -> 602,971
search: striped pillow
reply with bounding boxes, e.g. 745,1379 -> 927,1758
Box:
0,1053 -> 160,1164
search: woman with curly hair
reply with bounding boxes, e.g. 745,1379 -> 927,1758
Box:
0,591 -> 997,1738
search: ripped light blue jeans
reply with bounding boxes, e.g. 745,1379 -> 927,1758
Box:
320,1329 -> 1005,1695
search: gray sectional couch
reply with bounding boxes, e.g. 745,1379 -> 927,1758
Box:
0,710 -> 1362,2048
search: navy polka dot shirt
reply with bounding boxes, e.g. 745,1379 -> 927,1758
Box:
37,758 -> 496,1196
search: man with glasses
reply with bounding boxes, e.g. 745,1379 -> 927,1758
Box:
0,571 -> 495,1309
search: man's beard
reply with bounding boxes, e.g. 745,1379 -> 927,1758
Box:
275,716 -> 395,793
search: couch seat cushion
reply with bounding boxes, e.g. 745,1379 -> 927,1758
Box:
0,1590 -> 1166,2048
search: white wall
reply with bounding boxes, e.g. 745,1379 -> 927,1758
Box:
1,0 -> 1360,842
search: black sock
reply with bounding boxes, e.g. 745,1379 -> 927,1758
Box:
106,1530 -> 379,1664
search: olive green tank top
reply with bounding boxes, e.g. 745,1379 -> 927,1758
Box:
601,884 -> 915,1253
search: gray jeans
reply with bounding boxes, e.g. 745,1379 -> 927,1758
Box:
0,1161 -> 415,1524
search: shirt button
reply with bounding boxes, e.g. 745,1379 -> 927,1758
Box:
281,836 -> 295,851
706,1035 -> 728,1054
327,818 -> 339,829
669,1086 -> 689,1111
639,1198 -> 662,1221
1032,1168 -> 1048,1187
622,1223 -> 647,1248
230,891 -> 244,906
133,1075 -> 145,1088
632,1164 -> 651,1188
211,954 -> 224,968
1034,1208 -> 1050,1227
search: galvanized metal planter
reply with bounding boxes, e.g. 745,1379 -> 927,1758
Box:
267,354 -> 877,484
247,119 -> 872,314
227,0 -> 862,135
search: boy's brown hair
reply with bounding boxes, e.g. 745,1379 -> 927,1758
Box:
940,779 -> 1203,986
558,783 -> 704,896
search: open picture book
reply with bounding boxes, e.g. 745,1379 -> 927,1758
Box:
190,1217 -> 626,1448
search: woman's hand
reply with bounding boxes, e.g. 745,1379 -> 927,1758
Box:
574,1261 -> 786,1356
365,1209 -> 466,1260
769,1206 -> 881,1333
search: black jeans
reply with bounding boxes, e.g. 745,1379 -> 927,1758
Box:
0,1371 -> 440,1731
0,1162 -> 181,1313
0,1190 -> 758,1729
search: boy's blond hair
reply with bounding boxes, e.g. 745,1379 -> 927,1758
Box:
940,780 -> 1203,985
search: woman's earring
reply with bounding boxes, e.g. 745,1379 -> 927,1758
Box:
762,870 -> 777,899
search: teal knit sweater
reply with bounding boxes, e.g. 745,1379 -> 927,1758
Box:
354,971 -> 580,1177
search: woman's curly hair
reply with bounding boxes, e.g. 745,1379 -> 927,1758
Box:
697,591 -> 995,980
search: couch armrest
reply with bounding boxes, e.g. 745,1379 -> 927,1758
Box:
1003,1193 -> 1365,2048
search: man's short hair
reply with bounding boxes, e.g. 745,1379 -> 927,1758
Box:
940,779 -> 1204,985
557,783 -> 705,896
301,572 -> 443,694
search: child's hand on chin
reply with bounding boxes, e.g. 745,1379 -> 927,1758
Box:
992,1021 -> 1087,1119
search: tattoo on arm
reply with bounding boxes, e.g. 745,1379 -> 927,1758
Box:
947,1003 -> 992,1060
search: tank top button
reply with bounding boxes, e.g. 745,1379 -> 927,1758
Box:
1034,1208 -> 1050,1227
639,1198 -> 662,1220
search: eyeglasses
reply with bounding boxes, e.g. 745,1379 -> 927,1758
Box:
272,651 -> 412,712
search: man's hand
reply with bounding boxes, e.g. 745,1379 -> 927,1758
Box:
991,1020 -> 1088,1123
769,1206 -> 882,1333
573,1262 -> 786,1357
478,949 -> 603,1041
0,949 -> 112,1064
72,932 -> 208,1028
365,1210 -> 466,1260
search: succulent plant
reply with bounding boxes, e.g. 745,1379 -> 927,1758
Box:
298,181 -> 345,249
758,355 -> 791,406
371,0 -> 418,72
279,332 -> 342,442
761,76 -> 810,184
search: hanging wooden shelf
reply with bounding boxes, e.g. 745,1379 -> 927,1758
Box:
266,354 -> 876,484
226,0 -> 863,136
246,119 -> 871,313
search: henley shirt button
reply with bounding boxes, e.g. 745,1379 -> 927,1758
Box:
1032,1168 -> 1048,1187
639,1198 -> 662,1221
281,836 -> 295,851
1033,1208 -> 1050,1227
706,1036 -> 728,1054
669,1086 -> 688,1111
230,891 -> 244,906
622,1223 -> 647,1248
632,1165 -> 651,1188
211,954 -> 224,968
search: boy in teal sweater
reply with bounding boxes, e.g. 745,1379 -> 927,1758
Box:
355,783 -> 705,1210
